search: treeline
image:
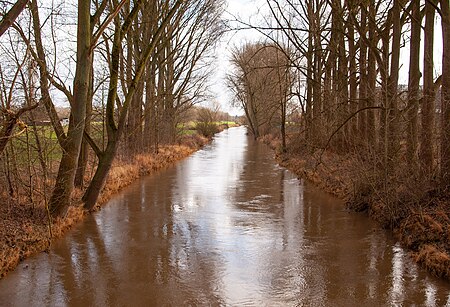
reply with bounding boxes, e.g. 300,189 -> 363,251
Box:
0,0 -> 224,217
230,0 -> 449,196
228,42 -> 292,151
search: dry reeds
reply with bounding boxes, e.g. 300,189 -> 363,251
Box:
413,245 -> 450,279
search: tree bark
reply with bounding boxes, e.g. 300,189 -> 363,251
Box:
336,1 -> 348,150
440,0 -> 450,185
358,1 -> 368,143
49,0 -> 91,217
29,0 -> 66,146
0,0 -> 29,37
406,0 -> 421,167
366,0 -> 377,150
305,0 -> 313,144
347,0 -> 358,142
75,60 -> 93,188
420,0 -> 437,175
386,0 -> 402,171
0,104 -> 38,155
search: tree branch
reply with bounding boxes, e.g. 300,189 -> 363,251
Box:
0,0 -> 29,37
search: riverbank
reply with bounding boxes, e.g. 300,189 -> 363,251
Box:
261,134 -> 450,280
0,133 -> 209,278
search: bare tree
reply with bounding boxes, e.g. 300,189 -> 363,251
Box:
82,0 -> 183,210
440,0 -> 450,185
420,0 -> 437,175
406,0 -> 421,167
228,42 -> 291,140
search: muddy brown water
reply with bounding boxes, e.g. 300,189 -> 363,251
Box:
0,126 -> 449,306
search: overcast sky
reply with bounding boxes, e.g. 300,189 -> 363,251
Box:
210,0 -> 267,116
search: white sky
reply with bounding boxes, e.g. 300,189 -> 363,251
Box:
209,0 -> 266,116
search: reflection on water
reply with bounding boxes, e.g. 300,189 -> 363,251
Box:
0,127 -> 449,306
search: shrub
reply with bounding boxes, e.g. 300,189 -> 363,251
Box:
196,122 -> 219,138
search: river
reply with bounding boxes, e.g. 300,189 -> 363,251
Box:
0,126 -> 449,306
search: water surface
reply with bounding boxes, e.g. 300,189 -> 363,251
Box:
0,126 -> 449,306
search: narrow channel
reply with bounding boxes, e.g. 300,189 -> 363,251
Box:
0,126 -> 449,306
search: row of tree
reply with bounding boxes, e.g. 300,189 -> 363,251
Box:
228,42 -> 292,151
0,0 -> 225,217
230,0 -> 449,193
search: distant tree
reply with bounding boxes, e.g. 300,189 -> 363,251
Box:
228,42 -> 291,141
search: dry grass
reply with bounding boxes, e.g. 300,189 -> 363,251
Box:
412,245 -> 450,279
259,134 -> 281,151
278,149 -> 353,199
0,133 -> 209,278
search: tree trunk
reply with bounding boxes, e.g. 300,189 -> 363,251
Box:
379,16 -> 390,163
29,0 -> 66,146
312,0 -> 322,146
83,0 -> 182,210
323,58 -> 332,137
305,0 -> 313,144
358,2 -> 368,143
0,0 -> 29,37
144,61 -> 156,149
75,61 -> 93,188
420,0 -> 436,175
82,142 -> 117,208
0,112 -> 19,155
336,4 -> 348,150
386,0 -> 402,171
143,2 -> 157,150
406,0 -> 421,167
366,0 -> 377,150
347,0 -> 358,142
49,0 -> 90,217
440,0 -> 450,185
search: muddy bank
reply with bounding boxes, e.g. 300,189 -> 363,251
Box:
273,145 -> 450,280
0,134 -> 209,278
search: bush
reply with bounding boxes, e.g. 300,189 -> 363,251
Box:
196,122 -> 218,138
